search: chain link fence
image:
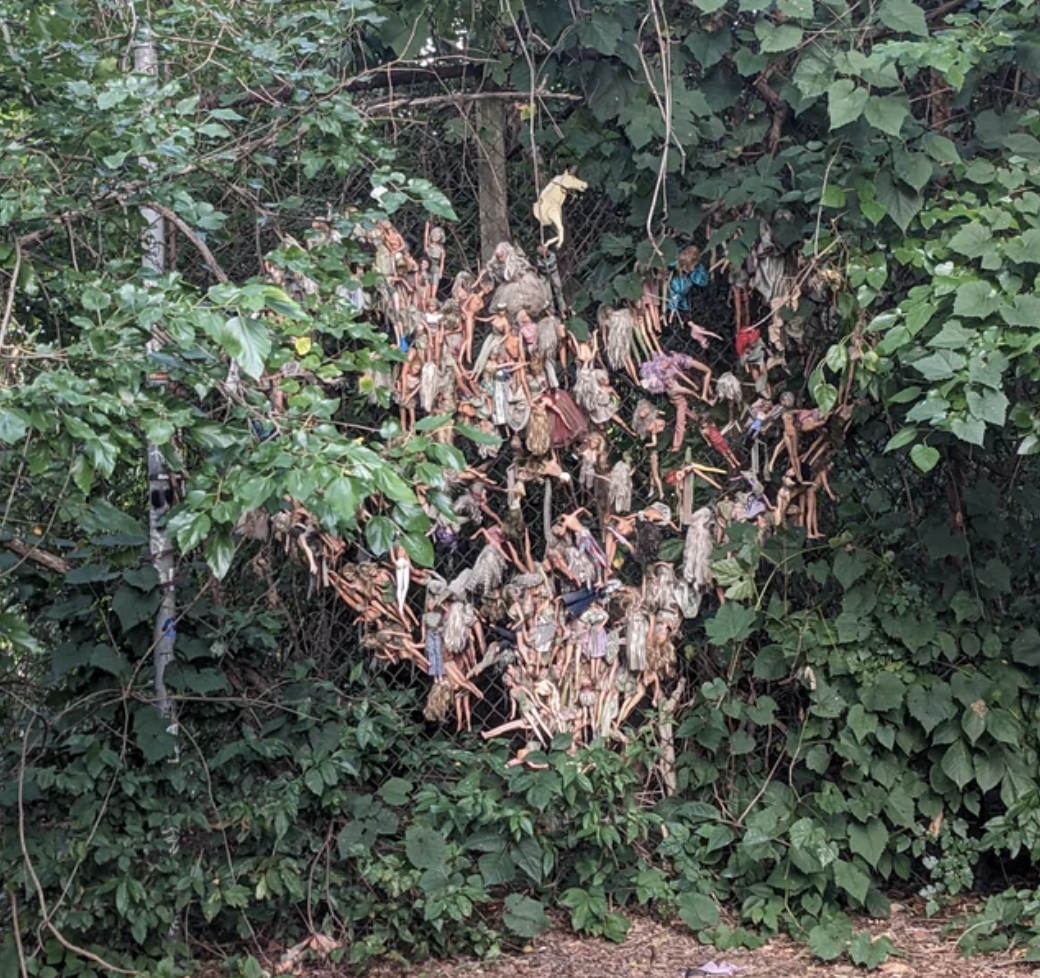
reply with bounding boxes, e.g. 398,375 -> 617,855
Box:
213,100 -> 919,795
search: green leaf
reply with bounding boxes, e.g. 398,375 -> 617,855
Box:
864,95 -> 909,136
914,349 -> 965,381
456,423 -> 502,448
756,22 -> 804,52
112,584 -> 159,632
910,444 -> 940,473
405,824 -> 448,870
400,532 -> 434,568
81,286 -> 112,311
893,150 -> 932,192
503,895 -> 549,939
961,703 -> 986,745
877,0 -> 928,36
379,777 -> 413,806
364,516 -> 395,556
1005,229 -> 1040,265
304,766 -> 325,796
847,704 -> 877,742
947,222 -> 993,259
1000,292 -> 1040,326
169,509 -> 211,551
325,477 -> 359,522
833,550 -> 868,589
928,321 -> 975,350
134,706 -> 177,763
827,79 -> 869,129
809,924 -> 846,961
705,602 -> 758,645
71,454 -> 94,495
677,893 -> 720,931
833,860 -> 871,903
922,133 -> 961,164
848,818 -> 889,867
205,529 -> 235,580
907,683 -> 955,734
375,467 -> 417,504
986,708 -> 1023,746
849,933 -> 895,969
941,740 -> 974,789
821,185 -> 847,208
885,427 -> 917,452
953,281 -> 999,319
213,316 -> 271,380
693,0 -> 729,10
861,673 -> 905,712
876,171 -> 923,231
478,850 -> 516,886
0,408 -> 29,443
512,836 -> 544,883
778,0 -> 814,17
793,50 -> 834,97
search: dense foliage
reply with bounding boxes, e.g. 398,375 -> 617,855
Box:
4,0 -> 1040,975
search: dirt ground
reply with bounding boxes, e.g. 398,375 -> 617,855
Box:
366,910 -> 1035,978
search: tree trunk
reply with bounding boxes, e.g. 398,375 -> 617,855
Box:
475,100 -> 511,262
133,35 -> 178,753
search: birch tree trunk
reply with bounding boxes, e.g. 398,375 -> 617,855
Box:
133,34 -> 178,755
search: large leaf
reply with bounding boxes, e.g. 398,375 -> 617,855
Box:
848,818 -> 889,867
876,171 -> 923,231
677,892 -> 720,930
705,602 -> 758,645
827,79 -> 868,129
877,0 -> 928,35
941,740 -> 974,789
756,22 -> 804,52
502,895 -> 549,939
404,825 -> 448,871
215,316 -> 271,380
864,95 -> 909,136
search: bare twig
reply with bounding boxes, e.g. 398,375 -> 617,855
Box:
0,237 -> 22,374
142,200 -> 230,284
0,537 -> 71,575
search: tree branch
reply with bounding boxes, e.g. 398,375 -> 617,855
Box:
360,89 -> 581,116
142,200 -> 231,284
2,537 -> 71,575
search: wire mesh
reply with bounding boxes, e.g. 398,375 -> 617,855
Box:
223,100 -> 920,791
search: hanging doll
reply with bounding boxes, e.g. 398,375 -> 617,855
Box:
624,589 -> 650,672
573,341 -> 622,427
607,456 -> 633,514
486,241 -> 552,319
598,305 -> 639,382
716,372 -> 744,432
536,244 -> 567,318
469,525 -> 526,594
691,410 -> 741,471
682,505 -> 716,614
572,431 -> 605,496
639,351 -> 715,452
745,394 -> 781,479
452,270 -> 489,364
771,392 -> 829,482
424,222 -> 447,300
632,398 -> 666,498
423,578 -> 448,681
666,245 -> 709,322
635,261 -> 665,352
747,220 -> 797,355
